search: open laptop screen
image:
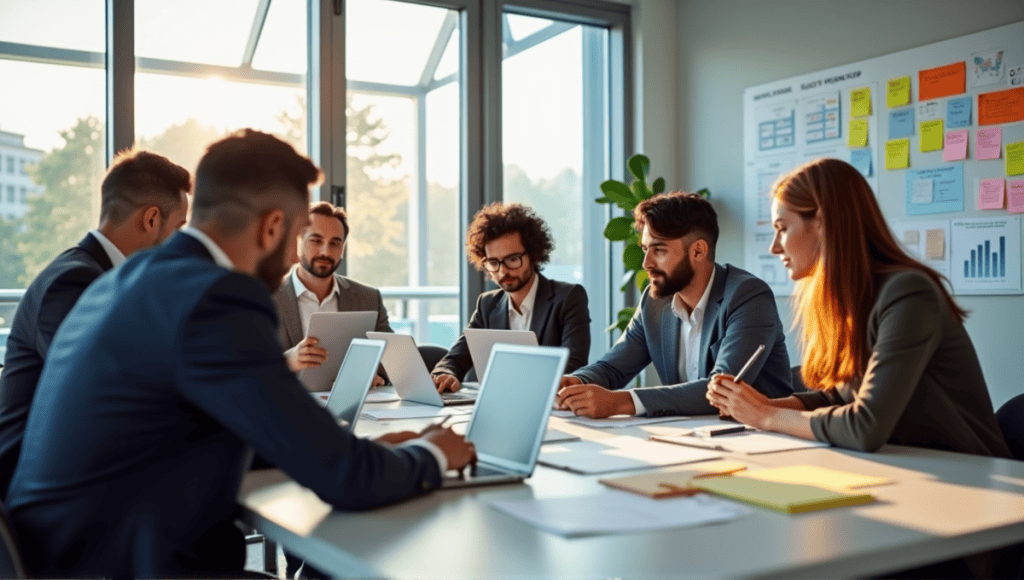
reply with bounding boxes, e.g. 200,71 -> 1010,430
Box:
325,338 -> 386,428
465,345 -> 567,471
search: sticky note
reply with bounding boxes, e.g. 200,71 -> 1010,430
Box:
917,100 -> 941,121
848,119 -> 868,147
976,128 -> 1002,160
887,77 -> 911,108
946,96 -> 972,128
912,179 -> 934,204
943,130 -> 968,161
978,179 -> 1005,209
919,120 -> 944,152
1008,142 -> 1024,176
850,87 -> 872,117
925,229 -> 945,260
1009,180 -> 1024,214
978,86 -> 1024,125
886,139 -> 910,170
889,109 -> 915,139
850,149 -> 873,177
919,61 -> 966,101
903,230 -> 920,245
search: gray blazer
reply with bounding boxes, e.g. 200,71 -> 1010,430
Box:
573,263 -> 794,416
793,269 -> 1011,457
272,271 -> 393,350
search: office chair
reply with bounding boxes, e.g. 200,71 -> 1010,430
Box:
996,394 -> 1024,461
417,344 -> 448,373
0,501 -> 27,578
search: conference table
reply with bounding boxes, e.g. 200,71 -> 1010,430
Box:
239,394 -> 1024,579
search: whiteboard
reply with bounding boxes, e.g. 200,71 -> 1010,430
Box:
743,21 -> 1024,296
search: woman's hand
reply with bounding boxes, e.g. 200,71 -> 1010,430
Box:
706,374 -> 775,430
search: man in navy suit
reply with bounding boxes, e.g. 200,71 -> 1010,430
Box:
0,148 -> 190,499
6,130 -> 475,578
556,192 -> 794,418
431,202 -> 591,393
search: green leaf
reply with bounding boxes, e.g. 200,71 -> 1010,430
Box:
622,242 -> 644,271
600,180 -> 634,206
607,307 -> 636,332
652,177 -> 666,195
603,216 -> 635,241
627,154 -> 650,182
632,179 -> 651,201
635,269 -> 649,291
696,187 -> 711,199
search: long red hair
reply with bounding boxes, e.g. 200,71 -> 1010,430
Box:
773,158 -> 966,390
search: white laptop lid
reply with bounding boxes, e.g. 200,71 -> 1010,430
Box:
365,332 -> 444,407
324,338 -> 386,430
463,328 -> 538,380
465,344 -> 569,476
298,311 -> 378,393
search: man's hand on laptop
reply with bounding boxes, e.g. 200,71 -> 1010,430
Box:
421,427 -> 476,472
284,337 -> 328,372
556,383 -> 635,418
372,374 -> 386,388
432,373 -> 461,393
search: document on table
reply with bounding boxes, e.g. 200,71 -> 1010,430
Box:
650,431 -> 829,455
539,436 -> 722,474
489,490 -> 750,537
566,415 -> 692,429
360,405 -> 471,420
364,390 -> 402,404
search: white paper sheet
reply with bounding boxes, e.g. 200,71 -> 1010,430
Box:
364,391 -> 402,404
565,415 -> 693,429
538,436 -> 722,474
490,490 -> 750,537
360,405 -> 471,421
652,431 -> 829,454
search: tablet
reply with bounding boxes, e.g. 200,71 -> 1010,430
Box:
297,311 -> 377,392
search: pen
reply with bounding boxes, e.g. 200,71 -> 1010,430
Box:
716,343 -> 765,421
698,424 -> 747,437
428,415 -> 454,431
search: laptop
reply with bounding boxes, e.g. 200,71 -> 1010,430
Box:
321,338 -> 387,430
442,344 -> 569,488
463,328 -> 538,382
298,311 -> 378,393
366,332 -> 477,406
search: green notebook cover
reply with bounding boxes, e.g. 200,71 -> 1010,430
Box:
690,475 -> 875,514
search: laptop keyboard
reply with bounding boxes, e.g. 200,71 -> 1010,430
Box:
441,391 -> 475,401
471,465 -> 508,478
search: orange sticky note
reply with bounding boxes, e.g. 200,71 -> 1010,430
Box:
919,62 -> 966,101
978,87 -> 1024,126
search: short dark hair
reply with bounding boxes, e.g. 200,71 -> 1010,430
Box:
466,203 -> 553,272
191,129 -> 323,235
309,201 -> 348,240
100,148 -> 190,225
634,191 -> 719,258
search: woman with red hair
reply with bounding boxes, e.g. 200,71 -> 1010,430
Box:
707,157 -> 1009,458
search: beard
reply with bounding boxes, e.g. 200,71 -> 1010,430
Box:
648,253 -> 695,298
256,234 -> 292,293
300,254 -> 339,278
497,267 -> 534,293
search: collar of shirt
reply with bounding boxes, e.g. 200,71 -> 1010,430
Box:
291,268 -> 339,305
88,229 -> 126,267
508,271 -> 540,319
671,265 -> 716,325
180,227 -> 235,269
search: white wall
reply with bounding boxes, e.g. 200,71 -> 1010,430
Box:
674,0 -> 1024,407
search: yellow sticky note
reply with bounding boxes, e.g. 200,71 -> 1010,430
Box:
848,119 -> 868,147
920,119 -> 944,152
1008,141 -> 1024,176
736,465 -> 892,491
851,87 -> 872,117
887,76 -> 911,108
886,139 -> 910,169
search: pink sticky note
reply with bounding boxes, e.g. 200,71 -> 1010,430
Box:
943,129 -> 968,161
1009,180 -> 1024,214
978,179 -> 1005,209
976,127 -> 1002,160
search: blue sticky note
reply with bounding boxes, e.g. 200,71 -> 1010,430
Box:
889,108 -> 915,140
946,96 -> 972,129
905,164 -> 965,215
850,149 -> 873,177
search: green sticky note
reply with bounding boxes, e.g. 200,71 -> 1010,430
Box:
887,76 -> 911,108
920,119 -> 944,152
690,476 -> 875,514
886,139 -> 910,169
1008,141 -> 1024,176
848,119 -> 868,147
851,87 -> 872,117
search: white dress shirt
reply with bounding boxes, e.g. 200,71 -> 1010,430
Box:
291,269 -> 340,336
508,273 -> 539,331
630,267 -> 716,416
180,227 -> 235,269
88,229 -> 126,267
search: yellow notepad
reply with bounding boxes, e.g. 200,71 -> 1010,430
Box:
598,460 -> 748,499
736,465 -> 892,491
689,476 -> 875,514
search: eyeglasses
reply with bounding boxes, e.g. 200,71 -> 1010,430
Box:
482,253 -> 525,272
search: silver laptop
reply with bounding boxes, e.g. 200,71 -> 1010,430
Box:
366,332 -> 476,406
322,338 -> 387,430
463,328 -> 538,381
298,311 -> 377,393
442,344 -> 569,488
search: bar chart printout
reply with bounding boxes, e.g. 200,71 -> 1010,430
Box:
951,217 -> 1022,294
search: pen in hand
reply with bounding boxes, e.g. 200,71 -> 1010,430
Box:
715,343 -> 765,421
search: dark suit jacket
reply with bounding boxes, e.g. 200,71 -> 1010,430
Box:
5,232 -> 442,578
573,263 -> 794,416
433,273 -> 591,380
272,271 -> 394,350
0,233 -> 113,500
